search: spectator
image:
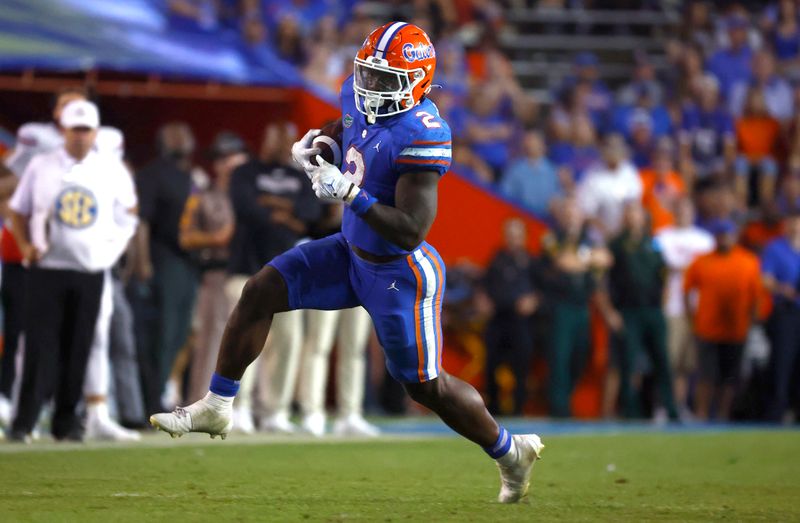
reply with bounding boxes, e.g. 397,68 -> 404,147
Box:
729,49 -> 793,122
761,211 -> 800,422
678,74 -> 736,182
694,179 -> 739,230
539,198 -> 612,417
771,0 -> 800,74
450,139 -> 494,184
627,111 -> 657,169
577,134 -> 643,239
182,132 -> 245,403
656,197 -> 714,419
227,122 -> 320,433
741,200 -> 785,254
707,14 -> 754,100
676,44 -> 707,106
558,52 -> 612,131
483,218 -> 539,415
684,219 -> 761,420
8,101 -> 137,442
273,14 -> 307,66
734,87 -> 780,207
776,174 -> 800,215
464,81 -> 515,180
682,0 -> 715,51
639,138 -> 686,233
549,114 -> 601,185
612,86 -> 672,141
135,122 -> 200,415
606,202 -> 678,420
617,53 -> 665,107
499,130 -> 562,216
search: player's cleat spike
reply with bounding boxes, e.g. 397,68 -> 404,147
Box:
210,434 -> 216,439
220,433 -> 227,440
150,399 -> 233,440
497,434 -> 545,504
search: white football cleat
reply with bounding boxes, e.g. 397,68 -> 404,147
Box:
86,415 -> 141,442
332,414 -> 380,437
497,434 -> 545,504
150,399 -> 233,439
300,412 -> 326,437
232,407 -> 255,434
260,411 -> 297,434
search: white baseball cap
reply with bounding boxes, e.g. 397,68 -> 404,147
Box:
60,99 -> 100,129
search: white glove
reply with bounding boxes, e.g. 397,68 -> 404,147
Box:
310,155 -> 358,203
291,129 -> 321,175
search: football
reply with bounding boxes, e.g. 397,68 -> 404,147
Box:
311,119 -> 343,167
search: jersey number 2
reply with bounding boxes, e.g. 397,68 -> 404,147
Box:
344,146 -> 365,186
415,111 -> 441,129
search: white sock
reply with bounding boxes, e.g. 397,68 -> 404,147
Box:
87,401 -> 109,421
204,391 -> 234,412
496,437 -> 519,467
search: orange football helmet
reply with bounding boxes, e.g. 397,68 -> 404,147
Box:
354,22 -> 437,122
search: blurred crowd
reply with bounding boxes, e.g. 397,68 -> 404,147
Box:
1,0 -> 800,443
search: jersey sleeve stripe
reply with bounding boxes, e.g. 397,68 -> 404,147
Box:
396,158 -> 451,166
412,140 -> 451,146
398,147 -> 451,158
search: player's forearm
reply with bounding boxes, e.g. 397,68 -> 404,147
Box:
361,203 -> 431,252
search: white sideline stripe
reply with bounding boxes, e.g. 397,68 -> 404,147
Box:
399,147 -> 452,158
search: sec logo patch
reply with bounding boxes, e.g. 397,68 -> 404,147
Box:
56,186 -> 98,228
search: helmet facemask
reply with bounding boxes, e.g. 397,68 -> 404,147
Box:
354,56 -> 424,123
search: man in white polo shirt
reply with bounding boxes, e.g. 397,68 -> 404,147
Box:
0,86 -> 125,428
576,134 -> 643,240
6,100 -> 137,442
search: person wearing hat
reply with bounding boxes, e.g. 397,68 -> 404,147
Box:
683,218 -> 760,421
182,131 -> 245,404
0,86 -> 125,428
7,100 -> 138,442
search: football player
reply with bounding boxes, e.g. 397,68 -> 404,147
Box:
151,22 -> 544,503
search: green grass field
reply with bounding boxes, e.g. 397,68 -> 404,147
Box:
0,430 -> 797,522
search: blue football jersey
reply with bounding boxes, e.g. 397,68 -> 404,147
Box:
339,75 -> 452,256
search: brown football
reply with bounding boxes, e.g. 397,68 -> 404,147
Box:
310,119 -> 344,167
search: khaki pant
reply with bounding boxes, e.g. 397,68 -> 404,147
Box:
225,275 -> 303,417
667,316 -> 696,374
187,270 -> 231,403
298,307 -> 372,418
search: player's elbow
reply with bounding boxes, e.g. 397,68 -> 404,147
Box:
396,233 -> 424,252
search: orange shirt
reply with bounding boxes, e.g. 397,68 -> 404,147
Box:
639,169 -> 686,232
684,246 -> 761,343
740,220 -> 785,253
736,116 -> 780,161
